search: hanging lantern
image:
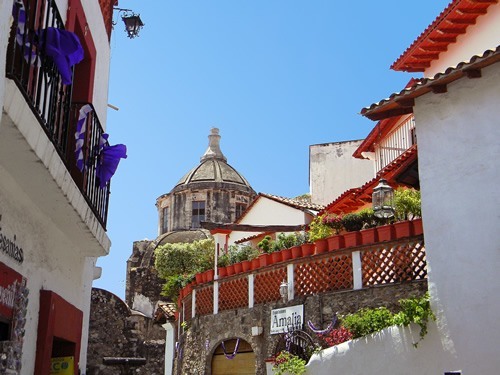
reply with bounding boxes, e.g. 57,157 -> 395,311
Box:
372,178 -> 394,219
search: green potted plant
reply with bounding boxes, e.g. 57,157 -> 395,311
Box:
393,188 -> 421,238
341,212 -> 364,247
272,351 -> 306,375
358,208 -> 379,245
308,215 -> 333,253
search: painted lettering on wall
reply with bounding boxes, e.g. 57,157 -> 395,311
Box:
270,305 -> 304,334
0,215 -> 24,263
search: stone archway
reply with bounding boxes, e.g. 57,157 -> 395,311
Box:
211,338 -> 255,375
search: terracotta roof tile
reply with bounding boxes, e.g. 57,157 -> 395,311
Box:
362,46 -> 500,121
392,0 -> 496,72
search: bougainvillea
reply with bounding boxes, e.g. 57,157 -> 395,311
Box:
319,326 -> 353,347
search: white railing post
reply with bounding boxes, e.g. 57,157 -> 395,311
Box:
352,250 -> 362,290
213,281 -> 219,314
248,274 -> 254,308
287,263 -> 294,301
192,289 -> 196,318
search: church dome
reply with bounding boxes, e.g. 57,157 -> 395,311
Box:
171,128 -> 254,194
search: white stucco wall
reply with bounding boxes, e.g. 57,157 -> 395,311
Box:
305,61 -> 500,375
309,140 -> 374,206
426,4 -> 500,77
229,197 -> 313,245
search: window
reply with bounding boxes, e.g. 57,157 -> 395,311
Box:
235,203 -> 246,220
161,207 -> 169,234
192,201 -> 206,228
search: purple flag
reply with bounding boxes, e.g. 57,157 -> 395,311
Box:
96,134 -> 127,188
38,27 -> 84,85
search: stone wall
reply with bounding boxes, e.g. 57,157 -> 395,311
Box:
86,288 -> 166,375
175,280 -> 428,375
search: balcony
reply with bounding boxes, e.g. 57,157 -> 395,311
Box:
178,220 -> 427,324
5,0 -> 109,228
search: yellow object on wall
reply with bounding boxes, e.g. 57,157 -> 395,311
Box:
50,356 -> 74,375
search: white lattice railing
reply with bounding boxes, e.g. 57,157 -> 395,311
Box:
375,116 -> 416,171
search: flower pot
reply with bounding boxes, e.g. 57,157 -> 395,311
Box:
271,251 -> 282,263
377,224 -> 395,242
251,258 -> 260,270
314,239 -> 328,254
344,232 -> 361,247
394,220 -> 412,238
233,262 -> 243,274
259,253 -> 271,267
360,227 -> 378,245
218,266 -> 227,278
327,234 -> 344,251
205,269 -> 214,282
300,243 -> 315,257
226,264 -> 235,276
195,272 -> 203,284
241,260 -> 251,272
291,245 -> 302,258
281,248 -> 292,261
412,218 -> 423,236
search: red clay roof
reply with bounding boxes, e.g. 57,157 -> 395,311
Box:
321,145 -> 418,215
391,0 -> 497,72
362,46 -> 500,121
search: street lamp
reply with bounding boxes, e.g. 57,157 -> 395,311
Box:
114,8 -> 144,39
372,178 -> 395,219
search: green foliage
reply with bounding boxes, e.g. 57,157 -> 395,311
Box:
154,238 -> 215,299
308,215 -> 333,242
321,213 -> 344,234
358,208 -> 382,229
342,307 -> 394,339
341,212 -> 364,232
392,292 -> 435,346
340,293 -> 435,346
394,187 -> 421,221
257,235 -> 274,253
272,351 -> 306,375
226,244 -> 260,264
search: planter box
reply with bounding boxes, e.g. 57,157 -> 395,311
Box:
315,239 -> 328,254
226,264 -> 235,276
291,245 -> 303,258
251,258 -> 260,270
205,269 -> 214,282
377,224 -> 395,242
195,272 -> 203,284
301,243 -> 315,257
360,227 -> 378,245
344,232 -> 361,247
241,260 -> 251,272
218,266 -> 227,278
281,248 -> 292,261
394,220 -> 413,238
327,234 -> 344,251
259,253 -> 271,267
271,251 -> 282,263
233,262 -> 243,274
412,218 -> 423,236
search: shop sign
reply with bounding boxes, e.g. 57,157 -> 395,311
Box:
0,216 -> 24,263
0,261 -> 23,318
270,304 -> 304,335
50,357 -> 74,375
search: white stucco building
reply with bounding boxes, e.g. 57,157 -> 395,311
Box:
0,0 -> 118,373
307,1 -> 500,374
309,140 -> 374,206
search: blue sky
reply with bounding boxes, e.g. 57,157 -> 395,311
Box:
95,0 -> 450,298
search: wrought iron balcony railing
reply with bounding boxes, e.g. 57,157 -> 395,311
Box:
5,0 -> 109,228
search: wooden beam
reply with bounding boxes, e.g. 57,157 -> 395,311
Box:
200,222 -> 306,232
446,18 -> 476,25
364,107 -> 414,121
467,0 -> 498,4
413,53 -> 440,59
464,69 -> 482,78
456,8 -> 488,14
420,45 -> 448,52
429,36 -> 457,43
430,84 -> 448,94
395,98 -> 415,107
437,27 -> 467,34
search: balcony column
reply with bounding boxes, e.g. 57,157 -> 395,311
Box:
248,274 -> 254,308
192,289 -> 196,318
352,250 -> 362,290
161,322 -> 175,375
213,281 -> 219,314
210,229 -> 231,280
287,263 -> 295,301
